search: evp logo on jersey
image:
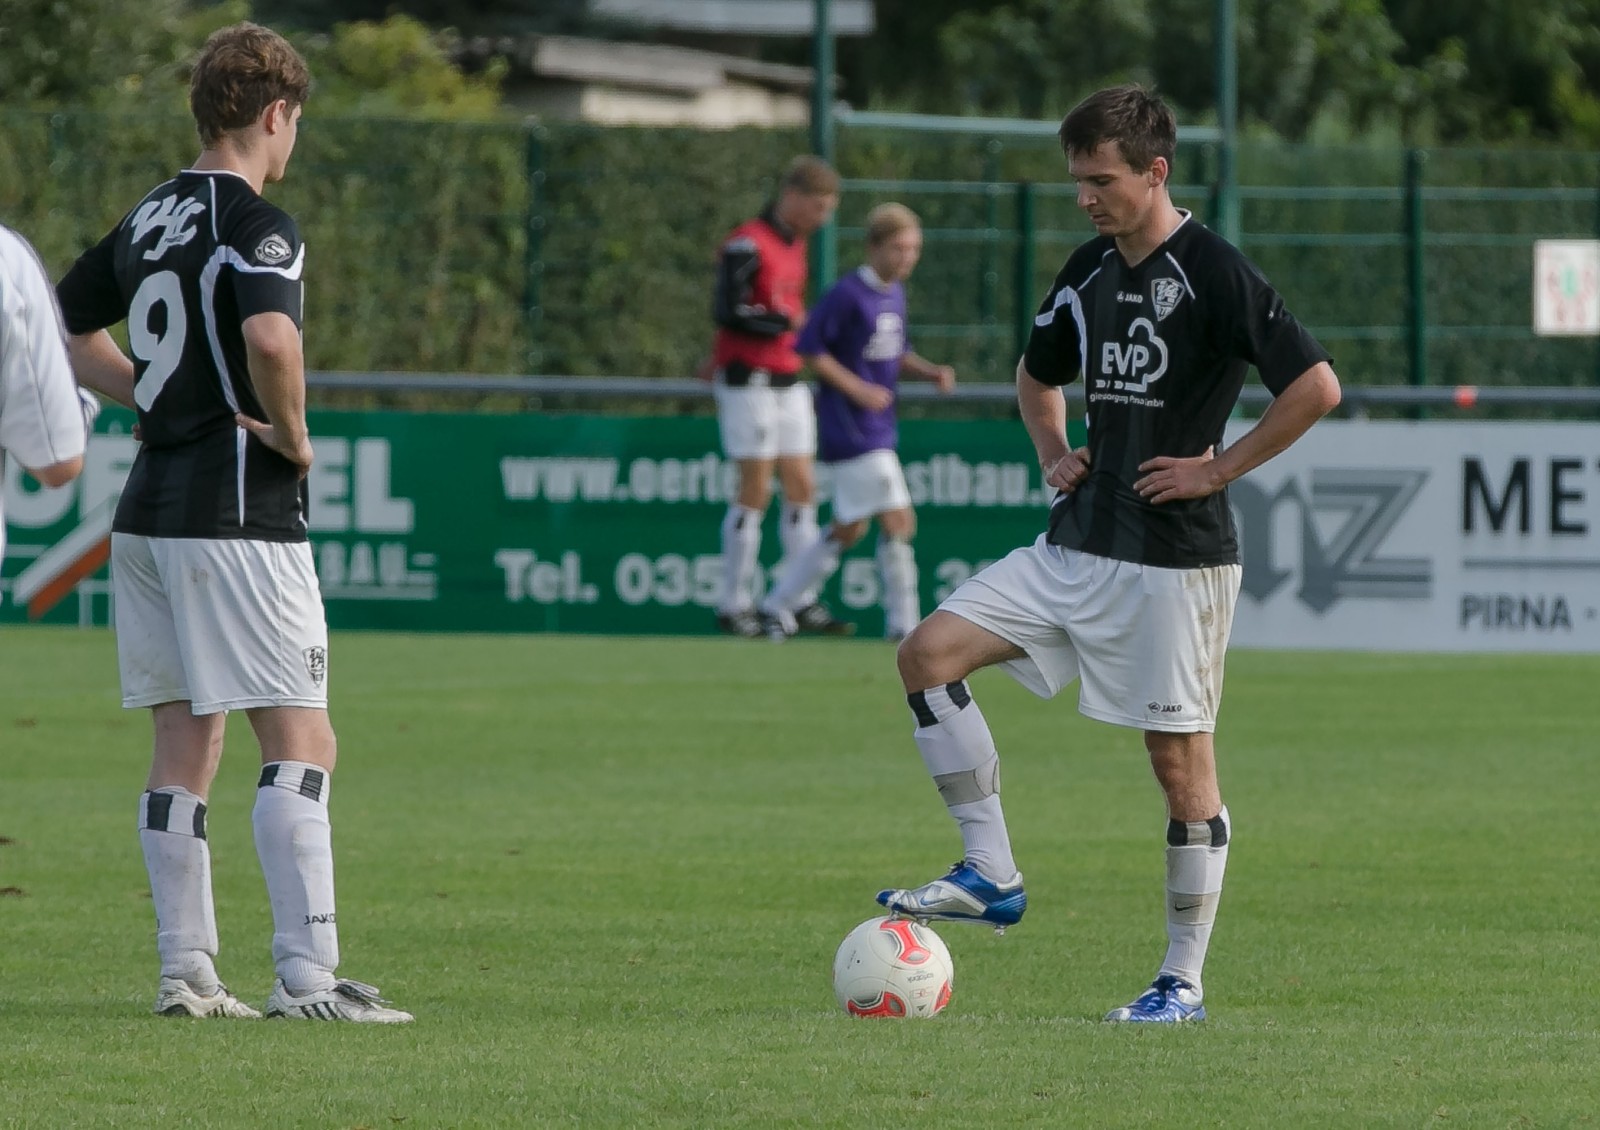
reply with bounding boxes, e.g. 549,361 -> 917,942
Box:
1099,317 -> 1169,397
131,195 -> 206,261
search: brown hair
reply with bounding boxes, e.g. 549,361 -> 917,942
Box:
865,202 -> 920,246
1058,84 -> 1177,173
779,154 -> 841,197
190,23 -> 311,147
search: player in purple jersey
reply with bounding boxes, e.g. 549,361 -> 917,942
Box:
876,86 -> 1342,1024
758,204 -> 955,640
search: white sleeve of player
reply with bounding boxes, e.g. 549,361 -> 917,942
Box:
0,226 -> 88,472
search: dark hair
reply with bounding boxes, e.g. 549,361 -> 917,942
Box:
1058,84 -> 1177,173
779,154 -> 841,197
190,22 -> 311,147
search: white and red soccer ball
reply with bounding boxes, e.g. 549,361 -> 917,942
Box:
832,915 -> 954,1018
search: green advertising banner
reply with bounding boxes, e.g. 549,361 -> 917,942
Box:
3,408 -> 1080,636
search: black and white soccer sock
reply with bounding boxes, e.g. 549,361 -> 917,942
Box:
876,536 -> 919,638
718,505 -> 764,615
778,502 -> 822,608
253,761 -> 340,994
138,787 -> 221,993
1160,806 -> 1231,995
762,524 -> 842,617
907,681 -> 1018,883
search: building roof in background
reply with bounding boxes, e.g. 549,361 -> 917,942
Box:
588,0 -> 875,36
462,35 -> 833,95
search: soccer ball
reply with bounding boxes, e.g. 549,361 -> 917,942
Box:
832,915 -> 954,1018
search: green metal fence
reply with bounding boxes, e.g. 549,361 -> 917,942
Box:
3,111 -> 1598,392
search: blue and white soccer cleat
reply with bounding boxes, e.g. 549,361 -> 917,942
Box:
876,860 -> 1027,934
1103,974 -> 1206,1023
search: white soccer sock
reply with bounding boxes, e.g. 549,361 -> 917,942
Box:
253,761 -> 339,993
907,681 -> 1018,883
1159,806 -> 1231,995
718,505 -> 764,615
762,528 -> 842,615
778,502 -> 822,607
876,536 -> 920,638
139,787 -> 221,992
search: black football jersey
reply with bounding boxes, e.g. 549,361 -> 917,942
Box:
1024,213 -> 1330,568
57,169 -> 308,540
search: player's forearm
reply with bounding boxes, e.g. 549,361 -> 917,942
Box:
66,331 -> 136,409
1016,361 -> 1070,466
805,351 -> 868,395
1212,362 -> 1342,485
901,352 -> 940,380
243,317 -> 309,440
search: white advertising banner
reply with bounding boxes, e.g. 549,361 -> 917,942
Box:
1226,420 -> 1600,652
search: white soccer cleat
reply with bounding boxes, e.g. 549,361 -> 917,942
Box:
154,977 -> 262,1018
264,978 -> 414,1023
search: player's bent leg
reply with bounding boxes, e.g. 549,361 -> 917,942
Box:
880,614 -> 1031,930
760,518 -> 864,639
141,704 -> 242,1013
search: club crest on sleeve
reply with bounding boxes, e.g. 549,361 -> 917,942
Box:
1152,278 -> 1185,321
255,233 -> 293,265
302,645 -> 327,687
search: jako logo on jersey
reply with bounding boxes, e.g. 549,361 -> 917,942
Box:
1101,317 -> 1169,394
1152,278 -> 1185,320
255,234 -> 293,265
131,195 -> 206,261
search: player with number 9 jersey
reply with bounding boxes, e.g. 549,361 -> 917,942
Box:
57,168 -> 307,539
54,21 -> 411,1025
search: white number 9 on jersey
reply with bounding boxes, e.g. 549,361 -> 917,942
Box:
129,270 -> 186,411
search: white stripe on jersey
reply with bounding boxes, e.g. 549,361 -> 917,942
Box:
1035,248 -> 1114,328
198,240 -> 306,526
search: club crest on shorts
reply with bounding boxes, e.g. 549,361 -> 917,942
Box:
302,645 -> 327,687
1152,278 -> 1185,321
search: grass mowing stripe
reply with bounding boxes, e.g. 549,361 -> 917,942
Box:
0,627 -> 1594,1128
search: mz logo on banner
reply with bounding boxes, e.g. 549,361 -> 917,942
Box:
1231,468 -> 1432,615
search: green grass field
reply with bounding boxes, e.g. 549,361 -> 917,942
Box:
1,627 -> 1595,1128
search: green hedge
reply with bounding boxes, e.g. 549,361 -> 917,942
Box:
4,110 -> 1598,389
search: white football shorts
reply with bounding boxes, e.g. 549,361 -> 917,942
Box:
939,534 -> 1241,733
112,533 -> 330,715
828,449 -> 913,525
713,379 -> 816,460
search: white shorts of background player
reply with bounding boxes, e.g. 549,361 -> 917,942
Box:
713,380 -> 816,460
939,534 -> 1241,733
113,534 -> 329,714
828,449 -> 912,525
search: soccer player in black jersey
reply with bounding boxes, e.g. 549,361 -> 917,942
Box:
876,85 -> 1342,1023
57,23 -> 410,1023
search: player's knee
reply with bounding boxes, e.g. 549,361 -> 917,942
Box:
896,621 -> 952,689
832,520 -> 868,547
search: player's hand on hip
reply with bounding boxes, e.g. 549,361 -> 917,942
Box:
1044,448 -> 1090,492
1135,446 -> 1222,503
235,412 -> 314,477
853,381 -> 895,411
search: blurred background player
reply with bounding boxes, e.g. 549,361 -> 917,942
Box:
877,85 -> 1341,1023
758,203 -> 955,641
56,22 -> 410,1022
706,155 -> 853,638
1,222 -> 91,553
